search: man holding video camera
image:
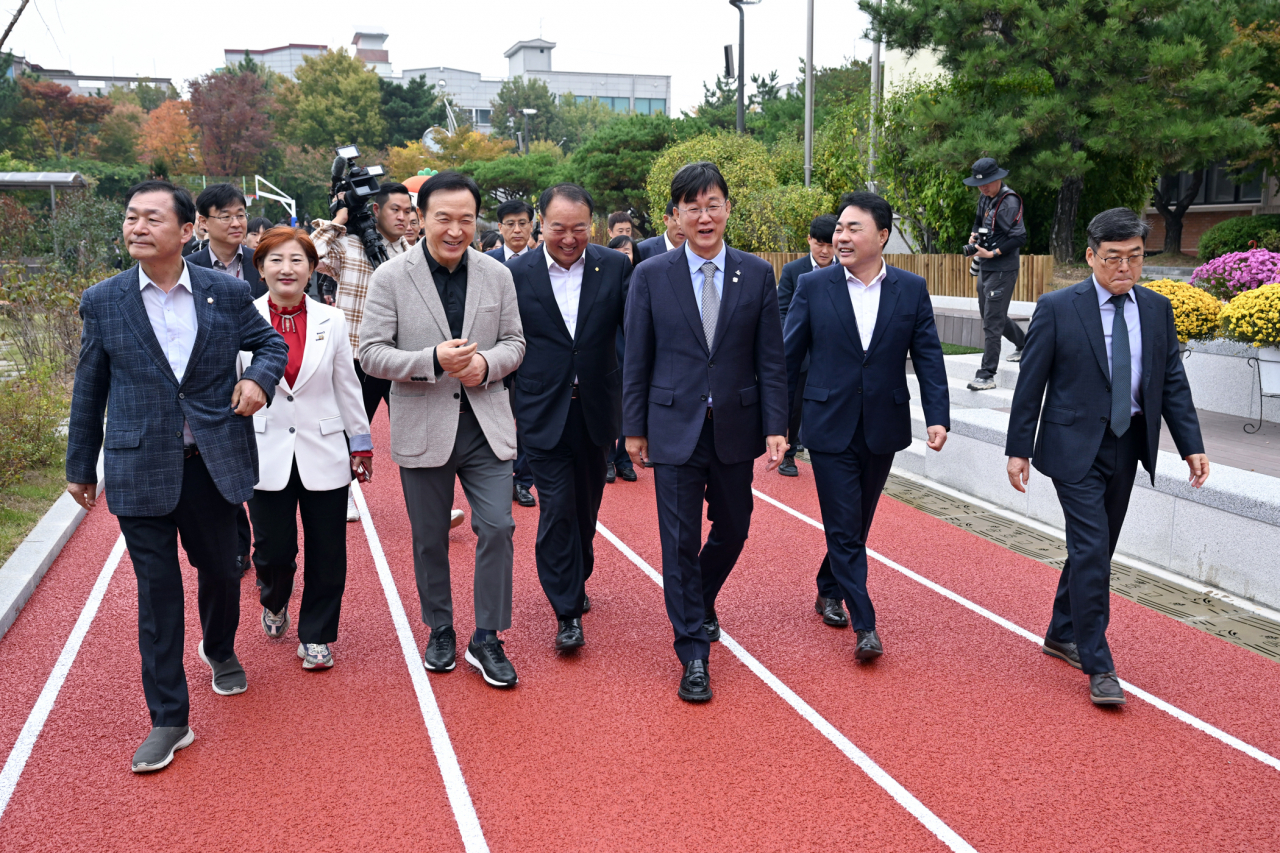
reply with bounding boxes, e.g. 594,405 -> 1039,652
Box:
963,157 -> 1027,392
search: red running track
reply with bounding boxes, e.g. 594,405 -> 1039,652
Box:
0,411 -> 1276,852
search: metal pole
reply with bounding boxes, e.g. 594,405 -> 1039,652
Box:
732,1 -> 746,133
868,0 -> 882,186
522,112 -> 529,154
804,0 -> 814,186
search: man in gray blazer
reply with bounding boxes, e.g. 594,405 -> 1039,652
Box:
359,172 -> 526,688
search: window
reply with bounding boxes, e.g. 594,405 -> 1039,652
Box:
602,97 -> 630,112
635,98 -> 666,116
1166,161 -> 1263,206
474,109 -> 492,126
575,95 -> 591,104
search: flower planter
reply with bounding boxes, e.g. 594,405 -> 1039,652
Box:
1257,346 -> 1280,395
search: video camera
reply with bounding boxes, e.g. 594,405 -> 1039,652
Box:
330,144 -> 390,270
962,226 -> 994,276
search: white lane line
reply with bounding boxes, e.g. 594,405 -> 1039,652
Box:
750,487 -> 1280,775
596,522 -> 979,853
0,533 -> 127,820
352,484 -> 490,853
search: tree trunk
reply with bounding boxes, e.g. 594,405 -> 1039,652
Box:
1151,169 -> 1204,256
1051,175 -> 1084,264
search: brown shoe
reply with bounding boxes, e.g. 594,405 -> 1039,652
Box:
1089,672 -> 1126,705
1042,637 -> 1082,669
815,596 -> 849,628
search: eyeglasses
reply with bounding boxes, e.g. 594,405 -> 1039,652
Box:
679,203 -> 727,218
209,213 -> 248,224
1100,254 -> 1144,269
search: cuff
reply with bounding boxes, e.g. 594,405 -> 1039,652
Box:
351,450 -> 373,457
348,432 -> 373,452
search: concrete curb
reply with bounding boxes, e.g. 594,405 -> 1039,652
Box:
0,454 -> 103,643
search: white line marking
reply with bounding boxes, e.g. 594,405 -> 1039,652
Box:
352,484 -> 490,853
750,487 -> 1280,775
596,522 -> 979,853
0,534 -> 126,819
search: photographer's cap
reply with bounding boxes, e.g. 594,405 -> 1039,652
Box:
964,157 -> 1009,187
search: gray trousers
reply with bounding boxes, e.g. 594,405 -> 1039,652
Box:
975,268 -> 1026,379
399,409 -> 515,632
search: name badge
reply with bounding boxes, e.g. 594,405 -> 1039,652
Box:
316,331 -> 326,341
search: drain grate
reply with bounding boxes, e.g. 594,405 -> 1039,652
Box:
881,473 -> 1280,664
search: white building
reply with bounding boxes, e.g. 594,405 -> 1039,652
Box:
8,56 -> 174,97
222,44 -> 327,80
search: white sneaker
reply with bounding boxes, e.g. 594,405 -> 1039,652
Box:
450,508 -> 465,529
298,642 -> 334,669
347,492 -> 360,522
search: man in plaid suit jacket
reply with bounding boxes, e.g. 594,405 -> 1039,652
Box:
66,180 -> 287,774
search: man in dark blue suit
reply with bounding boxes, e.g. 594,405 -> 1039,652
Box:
784,192 -> 951,662
624,161 -> 789,702
66,180 -> 288,773
1006,208 -> 1208,706
635,199 -> 685,261
509,184 -> 630,651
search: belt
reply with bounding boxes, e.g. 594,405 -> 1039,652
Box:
183,445 -> 200,459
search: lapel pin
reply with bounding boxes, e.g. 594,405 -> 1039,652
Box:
207,297 -> 214,304
735,269 -> 741,275
732,277 -> 739,283
316,330 -> 326,340
595,267 -> 599,272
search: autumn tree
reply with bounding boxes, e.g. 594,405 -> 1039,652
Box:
16,77 -> 112,160
278,49 -> 385,151
421,127 -> 515,171
140,100 -> 203,175
189,65 -> 276,176
96,103 -> 144,164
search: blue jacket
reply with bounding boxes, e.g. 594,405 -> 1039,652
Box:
1005,278 -> 1204,484
66,263 -> 288,516
783,263 -> 950,455
623,244 -> 788,465
484,246 -> 506,262
636,235 -> 672,262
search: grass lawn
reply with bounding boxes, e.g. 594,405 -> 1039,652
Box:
941,342 -> 983,355
0,449 -> 69,567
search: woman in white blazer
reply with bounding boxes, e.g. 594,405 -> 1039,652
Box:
241,227 -> 372,670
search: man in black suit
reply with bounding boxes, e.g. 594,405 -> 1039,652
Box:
784,192 -> 950,661
776,214 -> 837,478
635,200 -> 685,261
624,161 -> 789,702
187,184 -> 266,299
509,184 -> 630,651
1006,208 -> 1208,706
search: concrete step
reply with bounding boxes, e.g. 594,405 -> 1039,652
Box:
943,351 -> 1022,391
908,373 -> 1016,411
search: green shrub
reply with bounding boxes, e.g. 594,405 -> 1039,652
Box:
0,263 -> 105,379
0,364 -> 68,491
735,184 -> 836,253
1196,214 -> 1280,262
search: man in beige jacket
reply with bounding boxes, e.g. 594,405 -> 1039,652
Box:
359,172 -> 526,688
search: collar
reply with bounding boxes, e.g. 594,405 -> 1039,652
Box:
139,259 -> 193,293
268,296 -> 307,316
424,242 -> 468,275
664,233 -> 680,252
504,244 -> 528,260
845,260 -> 888,288
544,244 -> 587,273
209,242 -> 241,267
685,242 -> 727,277
1092,275 -> 1136,307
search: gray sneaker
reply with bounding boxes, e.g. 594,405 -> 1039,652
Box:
966,377 -> 997,391
298,642 -> 334,670
131,726 -> 194,773
262,606 -> 289,639
1006,349 -> 1023,362
197,641 -> 247,695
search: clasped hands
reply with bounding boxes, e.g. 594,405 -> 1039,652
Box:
437,338 -> 488,387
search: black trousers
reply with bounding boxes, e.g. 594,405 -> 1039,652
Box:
653,415 -> 754,663
235,504 -> 251,558
609,328 -> 634,472
355,358 -> 391,424
975,269 -> 1026,379
1048,413 -> 1145,675
526,398 -> 607,619
117,453 -> 240,728
809,421 -> 895,632
248,459 -> 349,644
513,426 -> 534,488
785,369 -> 808,459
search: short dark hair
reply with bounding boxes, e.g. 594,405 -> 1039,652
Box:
125,179 -> 197,226
664,199 -> 677,217
607,211 -> 633,228
538,183 -> 595,217
1087,207 -> 1150,252
417,171 -> 482,215
809,214 -> 837,243
671,161 -> 730,206
608,234 -> 639,256
195,182 -> 247,217
373,181 -> 411,206
247,216 -> 273,235
479,229 -> 503,251
837,191 -> 894,236
495,198 -> 535,223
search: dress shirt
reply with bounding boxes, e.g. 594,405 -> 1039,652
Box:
503,244 -> 530,262
809,254 -> 822,271
1093,276 -> 1143,415
664,234 -> 678,253
139,261 -> 198,445
210,245 -> 243,279
267,297 -> 308,387
845,261 -> 887,352
685,242 -> 726,315
544,245 -> 585,338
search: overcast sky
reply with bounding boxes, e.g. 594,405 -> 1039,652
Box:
3,0 -> 874,111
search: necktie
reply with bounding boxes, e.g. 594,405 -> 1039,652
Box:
1108,293 -> 1131,437
700,260 -> 719,349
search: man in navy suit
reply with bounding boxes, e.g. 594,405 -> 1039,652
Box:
509,184 -> 630,651
624,161 -> 789,702
784,192 -> 950,662
66,180 -> 288,773
1006,208 -> 1208,705
635,199 -> 685,261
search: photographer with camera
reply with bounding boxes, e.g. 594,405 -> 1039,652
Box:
963,157 -> 1027,392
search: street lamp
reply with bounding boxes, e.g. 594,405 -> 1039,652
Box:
728,0 -> 762,134
521,107 -> 538,154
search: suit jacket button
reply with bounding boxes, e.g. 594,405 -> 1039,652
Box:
1100,416 -> 1107,423
700,394 -> 708,401
289,427 -> 296,433
178,392 -> 185,399
709,361 -> 715,368
175,430 -> 182,437
287,395 -> 293,402
573,349 -> 579,355
454,392 -> 460,399
857,387 -> 863,393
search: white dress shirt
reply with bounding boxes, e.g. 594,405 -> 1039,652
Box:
503,244 -> 530,262
1093,276 -> 1143,415
846,261 -> 887,351
139,261 -> 198,445
545,245 -> 585,338
664,233 -> 678,253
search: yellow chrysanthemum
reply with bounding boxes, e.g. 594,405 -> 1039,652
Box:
1220,283 -> 1280,347
1143,279 -> 1222,343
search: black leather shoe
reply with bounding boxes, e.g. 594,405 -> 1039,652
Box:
703,609 -> 720,642
581,593 -> 591,614
855,628 -> 883,661
423,625 -> 457,672
237,554 -> 251,578
465,635 -> 518,688
1089,672 -> 1126,705
778,457 -> 799,477
1042,637 -> 1083,670
605,462 -> 616,483
514,484 -> 536,507
678,659 -> 712,703
555,617 -> 584,651
815,596 -> 849,628
619,465 -> 637,481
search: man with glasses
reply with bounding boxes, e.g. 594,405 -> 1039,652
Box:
963,158 -> 1027,391
623,161 -> 789,703
188,184 -> 265,298
1005,207 -> 1209,706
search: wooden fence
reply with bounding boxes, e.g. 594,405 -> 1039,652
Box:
754,252 -> 1053,302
